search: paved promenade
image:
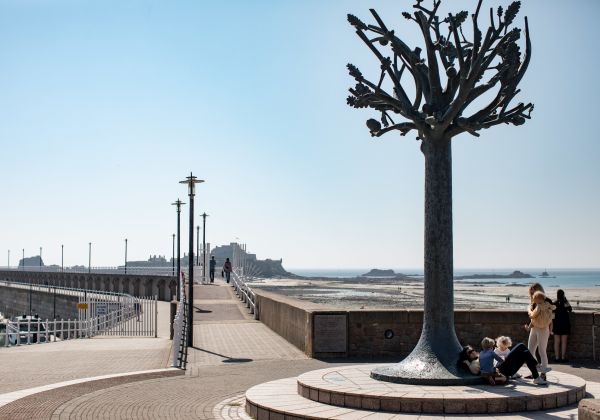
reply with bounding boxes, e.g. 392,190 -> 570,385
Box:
0,278 -> 598,419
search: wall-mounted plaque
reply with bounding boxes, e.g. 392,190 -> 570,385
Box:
314,314 -> 347,353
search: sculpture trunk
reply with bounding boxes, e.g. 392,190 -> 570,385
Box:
371,137 -> 479,385
422,138 -> 458,353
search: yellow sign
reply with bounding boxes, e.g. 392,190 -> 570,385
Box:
77,303 -> 89,310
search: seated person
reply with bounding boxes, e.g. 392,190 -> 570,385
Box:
459,337 -> 546,385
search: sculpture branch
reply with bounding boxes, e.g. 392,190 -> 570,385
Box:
347,0 -> 533,141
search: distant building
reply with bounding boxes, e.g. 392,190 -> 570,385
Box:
19,256 -> 43,267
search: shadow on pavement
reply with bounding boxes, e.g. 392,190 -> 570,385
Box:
191,346 -> 253,363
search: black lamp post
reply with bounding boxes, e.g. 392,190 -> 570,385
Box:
201,213 -> 208,284
88,242 -> 92,274
124,238 -> 128,274
179,173 -> 204,348
172,199 -> 185,301
172,234 -> 175,276
7,249 -> 9,269
196,226 -> 200,266
61,245 -> 64,272
39,247 -> 42,271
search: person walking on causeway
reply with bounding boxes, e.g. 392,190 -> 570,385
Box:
223,258 -> 232,284
209,256 -> 216,283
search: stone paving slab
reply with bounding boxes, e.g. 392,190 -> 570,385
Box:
295,365 -> 586,414
0,337 -> 172,394
0,368 -> 182,419
187,322 -> 308,374
33,359 -> 335,419
243,377 -> 600,420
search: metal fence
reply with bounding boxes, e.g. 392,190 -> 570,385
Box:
0,281 -> 157,347
0,266 -> 178,276
231,272 -> 258,320
171,272 -> 188,369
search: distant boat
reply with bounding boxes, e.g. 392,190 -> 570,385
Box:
539,270 -> 556,279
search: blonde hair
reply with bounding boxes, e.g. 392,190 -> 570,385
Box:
528,292 -> 555,328
528,283 -> 544,301
480,337 -> 495,350
495,336 -> 512,348
532,290 -> 546,304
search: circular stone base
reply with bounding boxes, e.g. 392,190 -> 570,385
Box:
370,363 -> 483,385
296,364 -> 586,414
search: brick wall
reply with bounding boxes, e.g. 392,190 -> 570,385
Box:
252,291 -> 600,360
0,285 -> 79,320
349,309 -> 599,360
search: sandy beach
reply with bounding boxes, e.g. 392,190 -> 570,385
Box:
248,277 -> 600,311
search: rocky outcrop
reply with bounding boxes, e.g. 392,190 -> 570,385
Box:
361,269 -> 397,277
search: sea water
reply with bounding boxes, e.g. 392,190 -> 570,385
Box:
290,268 -> 600,289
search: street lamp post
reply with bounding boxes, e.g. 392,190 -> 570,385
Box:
172,234 -> 175,276
172,200 -> 186,301
179,173 -> 204,348
61,245 -> 64,272
22,248 -> 24,270
196,226 -> 200,266
7,250 -> 9,269
88,242 -> 92,274
39,247 -> 42,271
124,239 -> 128,274
201,213 -> 208,284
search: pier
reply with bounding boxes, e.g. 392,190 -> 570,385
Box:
0,272 -> 598,419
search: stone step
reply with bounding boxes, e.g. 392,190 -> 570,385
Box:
244,365 -> 598,419
295,364 -> 585,414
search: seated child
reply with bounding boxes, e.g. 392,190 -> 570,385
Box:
495,336 -> 521,379
460,337 -> 546,386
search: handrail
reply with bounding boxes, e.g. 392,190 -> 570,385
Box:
171,272 -> 188,369
231,272 -> 258,320
0,266 -> 179,276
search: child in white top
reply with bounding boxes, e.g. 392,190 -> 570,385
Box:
494,336 -> 521,379
494,336 -> 512,359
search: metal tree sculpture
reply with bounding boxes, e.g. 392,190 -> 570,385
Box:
347,0 -> 532,384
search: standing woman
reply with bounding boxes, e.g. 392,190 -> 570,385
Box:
527,291 -> 555,373
553,289 -> 572,362
223,258 -> 233,284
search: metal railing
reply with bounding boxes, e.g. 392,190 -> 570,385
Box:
171,272 -> 188,369
231,272 -> 258,320
0,281 -> 157,346
0,266 -> 178,276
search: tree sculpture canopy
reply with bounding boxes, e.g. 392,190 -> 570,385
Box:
347,0 -> 533,143
347,1 -> 533,384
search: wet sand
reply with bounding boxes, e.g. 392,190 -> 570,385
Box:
247,277 -> 600,311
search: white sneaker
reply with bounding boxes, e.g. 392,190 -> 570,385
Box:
510,373 -> 522,379
533,376 -> 547,385
539,366 -> 552,374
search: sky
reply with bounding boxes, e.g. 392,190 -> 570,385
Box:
0,0 -> 598,271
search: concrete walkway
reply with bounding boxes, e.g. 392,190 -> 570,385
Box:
0,279 -> 598,419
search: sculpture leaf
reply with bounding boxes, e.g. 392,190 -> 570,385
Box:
504,1 -> 521,27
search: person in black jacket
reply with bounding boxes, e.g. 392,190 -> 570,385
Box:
553,289 -> 573,362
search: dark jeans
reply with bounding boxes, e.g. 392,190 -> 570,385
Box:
225,271 -> 231,283
498,343 -> 539,378
209,270 -> 215,282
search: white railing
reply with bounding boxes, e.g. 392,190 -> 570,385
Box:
231,272 -> 258,320
0,266 -> 177,276
171,272 -> 188,369
0,281 -> 157,347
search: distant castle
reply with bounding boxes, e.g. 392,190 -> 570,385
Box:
126,244 -> 291,278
